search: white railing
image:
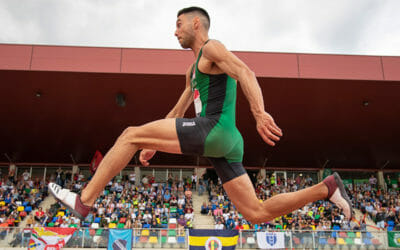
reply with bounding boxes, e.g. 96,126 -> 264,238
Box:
0,227 -> 393,249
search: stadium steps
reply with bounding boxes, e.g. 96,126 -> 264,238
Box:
1,195 -> 57,244
192,192 -> 214,229
353,208 -> 379,231
18,195 -> 56,228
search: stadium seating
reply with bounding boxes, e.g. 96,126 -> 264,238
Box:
149,236 -> 158,244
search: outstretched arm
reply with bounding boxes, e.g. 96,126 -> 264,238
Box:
140,64 -> 194,166
202,40 -> 282,146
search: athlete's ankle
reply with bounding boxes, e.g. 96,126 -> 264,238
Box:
319,180 -> 330,199
80,191 -> 94,207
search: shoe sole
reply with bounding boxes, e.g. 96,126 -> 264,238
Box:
48,185 -> 86,220
333,172 -> 353,219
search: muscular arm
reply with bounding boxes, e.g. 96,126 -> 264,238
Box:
140,64 -> 193,166
202,40 -> 282,146
166,65 -> 193,118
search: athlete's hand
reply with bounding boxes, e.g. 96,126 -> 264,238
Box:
139,149 -> 157,166
256,112 -> 282,146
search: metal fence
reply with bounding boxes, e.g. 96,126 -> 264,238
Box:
0,227 -> 392,249
239,229 -> 388,249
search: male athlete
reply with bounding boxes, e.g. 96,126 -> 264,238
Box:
49,7 -> 352,222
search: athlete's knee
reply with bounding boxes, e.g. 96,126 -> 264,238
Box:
245,213 -> 264,225
246,215 -> 269,225
117,126 -> 140,145
242,205 -> 272,224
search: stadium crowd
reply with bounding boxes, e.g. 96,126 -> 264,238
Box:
0,169 -> 48,247
350,175 -> 400,231
40,170 -> 195,233
2,167 -> 400,247
0,169 -> 47,227
203,172 -> 400,232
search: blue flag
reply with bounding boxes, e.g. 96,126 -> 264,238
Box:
189,229 -> 238,250
108,229 -> 132,250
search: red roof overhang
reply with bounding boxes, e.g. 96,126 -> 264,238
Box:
0,44 -> 399,170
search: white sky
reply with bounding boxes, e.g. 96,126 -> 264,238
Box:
1,0 -> 400,56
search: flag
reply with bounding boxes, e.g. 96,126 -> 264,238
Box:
108,229 -> 132,250
256,232 -> 285,249
28,227 -> 76,250
388,231 -> 400,248
189,229 -> 238,250
90,150 -> 103,174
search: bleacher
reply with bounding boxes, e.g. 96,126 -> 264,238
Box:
0,166 -> 397,249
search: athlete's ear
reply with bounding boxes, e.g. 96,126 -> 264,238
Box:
193,16 -> 201,30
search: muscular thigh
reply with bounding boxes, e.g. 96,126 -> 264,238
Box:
222,174 -> 260,219
123,118 -> 182,154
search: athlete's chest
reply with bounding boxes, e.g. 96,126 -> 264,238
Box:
191,58 -> 223,91
197,57 -> 223,75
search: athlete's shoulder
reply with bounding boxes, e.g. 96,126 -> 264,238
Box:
202,39 -> 229,60
205,39 -> 224,47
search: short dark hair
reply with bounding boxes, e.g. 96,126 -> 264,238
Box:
177,6 -> 210,30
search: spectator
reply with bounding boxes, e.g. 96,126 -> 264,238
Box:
26,214 -> 35,227
9,229 -> 22,247
170,196 -> 178,207
22,170 -> 30,182
124,216 -> 132,229
369,175 -> 377,189
177,204 -> 185,217
177,215 -> 186,235
234,221 -> 244,230
142,175 -> 148,187
198,177 -> 205,196
35,207 -> 45,222
191,173 -> 197,191
213,204 -> 223,217
215,220 -> 224,230
200,202 -> 209,215
226,215 -> 235,230
143,210 -> 152,223
385,175 -> 391,190
129,172 -> 136,184
184,187 -> 192,201
21,227 -> 32,247
185,204 -> 194,221
365,202 -> 375,218
177,194 -> 186,207
376,208 -> 386,230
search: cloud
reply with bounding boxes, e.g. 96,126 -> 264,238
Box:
0,0 -> 399,55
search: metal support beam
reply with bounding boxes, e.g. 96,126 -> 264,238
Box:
381,160 -> 390,170
321,159 -> 330,169
263,157 -> 268,168
70,154 -> 76,165
4,153 -> 12,163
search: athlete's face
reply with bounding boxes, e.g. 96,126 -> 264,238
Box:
175,14 -> 195,49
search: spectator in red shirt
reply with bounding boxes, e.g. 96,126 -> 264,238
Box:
34,207 -> 45,222
235,221 -> 244,230
185,205 -> 194,214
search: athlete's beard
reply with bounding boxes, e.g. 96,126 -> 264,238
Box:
179,32 -> 195,49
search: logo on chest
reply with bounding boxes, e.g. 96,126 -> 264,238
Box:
193,89 -> 202,117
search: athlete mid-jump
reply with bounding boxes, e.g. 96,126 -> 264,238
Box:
49,7 -> 352,222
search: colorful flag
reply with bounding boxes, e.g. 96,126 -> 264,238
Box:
256,232 -> 285,249
189,229 -> 238,250
388,231 -> 400,248
108,229 -> 132,250
28,227 -> 76,250
90,150 -> 103,174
